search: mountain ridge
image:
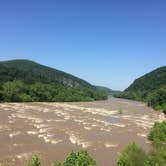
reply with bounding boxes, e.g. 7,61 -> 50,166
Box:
125,66 -> 166,95
0,59 -> 107,102
114,66 -> 166,112
0,59 -> 93,88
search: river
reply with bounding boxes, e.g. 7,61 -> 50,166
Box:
0,98 -> 165,166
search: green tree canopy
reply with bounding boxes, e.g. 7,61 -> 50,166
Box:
116,143 -> 147,166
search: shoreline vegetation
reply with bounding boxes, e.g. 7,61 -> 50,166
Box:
0,60 -> 107,102
114,66 -> 166,114
0,80 -> 107,102
114,86 -> 166,114
0,60 -> 165,165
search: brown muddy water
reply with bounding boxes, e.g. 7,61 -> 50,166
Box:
0,98 -> 165,166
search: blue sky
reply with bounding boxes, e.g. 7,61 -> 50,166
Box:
0,0 -> 165,90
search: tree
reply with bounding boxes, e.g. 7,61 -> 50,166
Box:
148,121 -> 166,142
19,93 -> 33,102
145,143 -> 166,166
29,83 -> 52,101
147,86 -> 166,113
64,150 -> 97,166
116,143 -> 147,166
26,155 -> 41,166
2,80 -> 26,102
51,151 -> 97,166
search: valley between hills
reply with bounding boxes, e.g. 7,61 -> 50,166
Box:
0,60 -> 165,166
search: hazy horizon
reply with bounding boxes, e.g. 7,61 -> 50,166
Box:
0,0 -> 166,90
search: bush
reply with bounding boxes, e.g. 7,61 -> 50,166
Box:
145,142 -> 166,166
63,150 -> 97,166
116,142 -> 147,166
19,93 -> 33,102
147,86 -> 166,113
114,120 -> 166,166
26,155 -> 41,166
26,151 -> 96,166
116,142 -> 166,166
51,150 -> 97,166
148,121 -> 166,142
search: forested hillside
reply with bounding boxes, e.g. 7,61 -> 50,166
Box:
95,86 -> 121,96
0,60 -> 107,102
0,59 -> 93,87
114,66 -> 166,112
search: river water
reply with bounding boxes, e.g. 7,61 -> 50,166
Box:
0,98 -> 165,166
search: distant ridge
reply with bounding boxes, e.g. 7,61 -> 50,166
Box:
95,86 -> 121,95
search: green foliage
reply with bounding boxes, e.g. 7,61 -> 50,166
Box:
124,66 -> 166,99
117,121 -> 166,166
117,142 -> 147,166
117,142 -> 166,166
0,60 -> 92,88
148,121 -> 166,142
144,142 -> 166,166
26,151 -> 97,166
26,155 -> 41,166
114,66 -> 166,113
1,80 -> 27,102
0,60 -> 107,102
63,150 -> 97,166
0,81 -> 107,102
145,122 -> 166,166
114,91 -> 143,101
147,86 -> 166,112
19,93 -> 33,102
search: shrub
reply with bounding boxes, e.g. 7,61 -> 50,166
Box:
26,155 -> 41,166
144,142 -> 166,166
147,86 -> 166,113
26,151 -> 97,166
148,121 -> 166,142
116,143 -> 147,166
51,150 -> 97,166
19,93 -> 33,102
64,150 -> 97,166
